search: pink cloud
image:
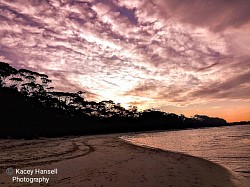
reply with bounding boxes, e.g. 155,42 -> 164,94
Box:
0,0 -> 249,114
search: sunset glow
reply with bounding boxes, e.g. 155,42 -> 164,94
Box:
0,0 -> 249,122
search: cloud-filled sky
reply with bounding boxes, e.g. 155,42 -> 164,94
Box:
0,0 -> 250,122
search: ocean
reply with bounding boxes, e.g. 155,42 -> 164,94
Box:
122,124 -> 250,178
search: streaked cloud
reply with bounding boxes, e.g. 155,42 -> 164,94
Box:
0,0 -> 249,121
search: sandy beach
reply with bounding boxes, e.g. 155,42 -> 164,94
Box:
0,134 -> 249,187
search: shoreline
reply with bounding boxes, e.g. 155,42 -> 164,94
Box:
120,125 -> 250,180
120,136 -> 250,187
0,135 -> 249,186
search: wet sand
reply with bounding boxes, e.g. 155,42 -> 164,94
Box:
0,135 -> 249,187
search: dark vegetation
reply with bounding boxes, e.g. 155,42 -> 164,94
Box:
0,61 -> 237,138
228,121 -> 250,126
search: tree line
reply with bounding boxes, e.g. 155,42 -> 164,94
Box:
0,61 -> 230,138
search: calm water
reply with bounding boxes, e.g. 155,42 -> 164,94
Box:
122,125 -> 250,178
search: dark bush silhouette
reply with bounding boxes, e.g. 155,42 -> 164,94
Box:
0,61 -> 239,139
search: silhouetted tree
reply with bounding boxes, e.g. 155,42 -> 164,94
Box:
0,62 -> 230,138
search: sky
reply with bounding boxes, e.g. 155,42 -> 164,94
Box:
0,0 -> 250,122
